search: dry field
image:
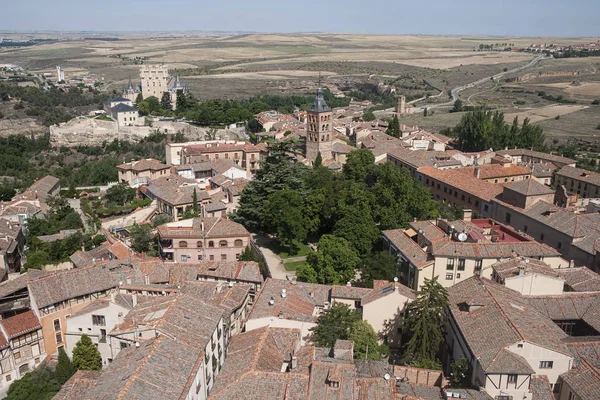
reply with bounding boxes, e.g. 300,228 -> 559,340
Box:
504,104 -> 588,124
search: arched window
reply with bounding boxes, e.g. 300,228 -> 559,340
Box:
322,125 -> 326,131
234,239 -> 243,247
208,241 -> 214,248
197,241 -> 203,248
219,240 -> 228,247
179,241 -> 188,248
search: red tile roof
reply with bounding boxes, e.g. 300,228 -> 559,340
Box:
1,310 -> 41,339
419,165 -> 505,202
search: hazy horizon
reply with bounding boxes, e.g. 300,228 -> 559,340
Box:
1,0 -> 598,37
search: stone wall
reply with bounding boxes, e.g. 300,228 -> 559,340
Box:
49,117 -> 242,147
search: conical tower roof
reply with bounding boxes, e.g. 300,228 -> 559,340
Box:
308,88 -> 331,113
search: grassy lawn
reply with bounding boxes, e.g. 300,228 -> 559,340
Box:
284,260 -> 308,272
268,240 -> 311,259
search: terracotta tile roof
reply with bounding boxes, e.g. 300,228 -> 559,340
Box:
448,277 -> 571,374
557,165 -> 600,187
183,142 -> 265,155
0,310 -> 41,339
418,165 -> 504,202
389,148 -> 461,170
36,229 -> 80,243
362,283 -> 415,303
460,164 -> 531,180
249,278 -> 331,323
108,240 -> 132,260
503,179 -> 555,196
529,375 -> 555,400
143,175 -> 209,206
29,265 -> 117,309
491,258 -> 559,280
382,229 -> 432,269
157,217 -> 250,239
69,242 -> 112,267
557,267 -> 600,292
22,175 -> 60,201
498,149 -> 576,166
116,158 -> 169,172
53,370 -> 102,400
528,292 -> 600,333
559,358 -> 600,400
181,281 -> 251,316
529,162 -> 556,178
330,286 -> 373,300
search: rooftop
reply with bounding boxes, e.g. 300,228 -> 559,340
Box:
308,88 -> 331,113
157,217 -> 250,239
461,163 -> 532,180
491,257 -> 559,280
557,267 -> 600,292
557,165 -> 600,187
116,158 -> 169,172
418,165 -> 504,202
497,149 -> 576,166
503,179 -> 555,196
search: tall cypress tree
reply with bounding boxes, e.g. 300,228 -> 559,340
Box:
72,335 -> 102,371
55,348 -> 77,384
401,277 -> 449,367
314,152 -> 323,168
192,188 -> 199,216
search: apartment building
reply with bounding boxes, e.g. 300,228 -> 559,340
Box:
445,276 -> 575,400
496,149 -> 576,168
157,217 -> 251,263
492,182 -> 600,270
460,162 -> 532,184
417,166 -> 503,218
181,142 -> 267,174
555,166 -> 600,198
246,278 -> 414,348
0,219 -> 24,273
116,158 -> 170,187
64,294 -> 132,367
382,216 -> 565,291
0,311 -> 46,390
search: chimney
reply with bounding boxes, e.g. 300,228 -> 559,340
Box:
518,266 -> 525,276
132,293 -> 138,307
474,168 -> 481,178
463,209 -> 472,222
291,356 -> 298,370
110,291 -> 116,303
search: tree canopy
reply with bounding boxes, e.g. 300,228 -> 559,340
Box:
401,277 -> 449,368
72,334 -> 102,371
300,235 -> 361,285
349,320 -> 389,360
453,109 -> 546,152
264,189 -> 307,254
310,302 -> 361,347
55,348 -> 77,385
128,223 -> 156,255
5,366 -> 61,400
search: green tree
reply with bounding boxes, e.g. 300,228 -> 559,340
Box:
55,347 -> 77,385
359,251 -> 398,288
72,334 -> 102,371
314,152 -> 323,168
264,189 -> 307,254
175,89 -> 188,111
0,185 -> 16,201
333,209 -> 380,255
423,108 -> 428,117
310,302 -> 361,347
342,149 -> 375,183
451,99 -> 463,113
105,182 -> 135,206
450,356 -> 471,388
401,277 -> 449,367
304,235 -> 360,285
192,188 -> 199,216
160,92 -> 172,110
349,320 -> 389,360
152,213 -> 171,227
5,366 -> 61,400
134,93 -> 143,106
362,109 -> 376,121
386,115 -> 400,138
128,223 -> 155,254
145,96 -> 161,114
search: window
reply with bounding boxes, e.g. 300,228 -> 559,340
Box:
484,204 -> 489,212
208,241 -> 214,248
14,351 -> 21,360
53,319 -> 61,331
446,273 -> 453,280
458,259 -> 465,271
558,242 -> 562,249
517,343 -> 523,348
505,212 -> 511,224
221,254 -> 227,261
179,241 -> 188,248
523,225 -> 528,233
446,258 -> 455,270
56,332 -> 63,344
497,396 -> 511,400
540,233 -> 545,241
568,391 -> 575,400
475,259 -> 482,269
507,374 -> 517,384
444,187 -> 447,193
219,240 -> 228,247
120,341 -> 128,350
234,239 -> 243,247
209,255 -> 214,261
32,344 -> 40,357
181,255 -> 187,262
539,361 -> 553,369
456,273 -> 461,279
92,315 -> 106,326
198,255 -> 203,261
5,375 -> 10,382
197,241 -> 203,248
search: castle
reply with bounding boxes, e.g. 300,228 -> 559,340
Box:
121,64 -> 189,109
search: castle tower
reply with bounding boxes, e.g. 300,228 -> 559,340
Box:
305,88 -> 333,163
140,64 -> 169,100
397,95 -> 406,116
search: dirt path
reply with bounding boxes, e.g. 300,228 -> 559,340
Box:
252,234 -> 296,280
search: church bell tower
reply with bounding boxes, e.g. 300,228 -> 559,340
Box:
305,88 -> 333,163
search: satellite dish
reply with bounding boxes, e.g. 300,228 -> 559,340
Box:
384,373 -> 391,381
393,277 -> 398,282
458,232 -> 468,242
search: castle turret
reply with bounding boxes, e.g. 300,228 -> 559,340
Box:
305,88 -> 333,163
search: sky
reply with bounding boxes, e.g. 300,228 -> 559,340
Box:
1,0 -> 598,37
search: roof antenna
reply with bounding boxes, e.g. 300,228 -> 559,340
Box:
317,71 -> 322,89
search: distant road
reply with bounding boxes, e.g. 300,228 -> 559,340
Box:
418,55 -> 547,110
374,54 -> 547,116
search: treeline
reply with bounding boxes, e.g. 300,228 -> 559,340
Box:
233,141 -> 442,286
140,89 -> 351,126
444,109 -> 547,152
0,83 -> 108,126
